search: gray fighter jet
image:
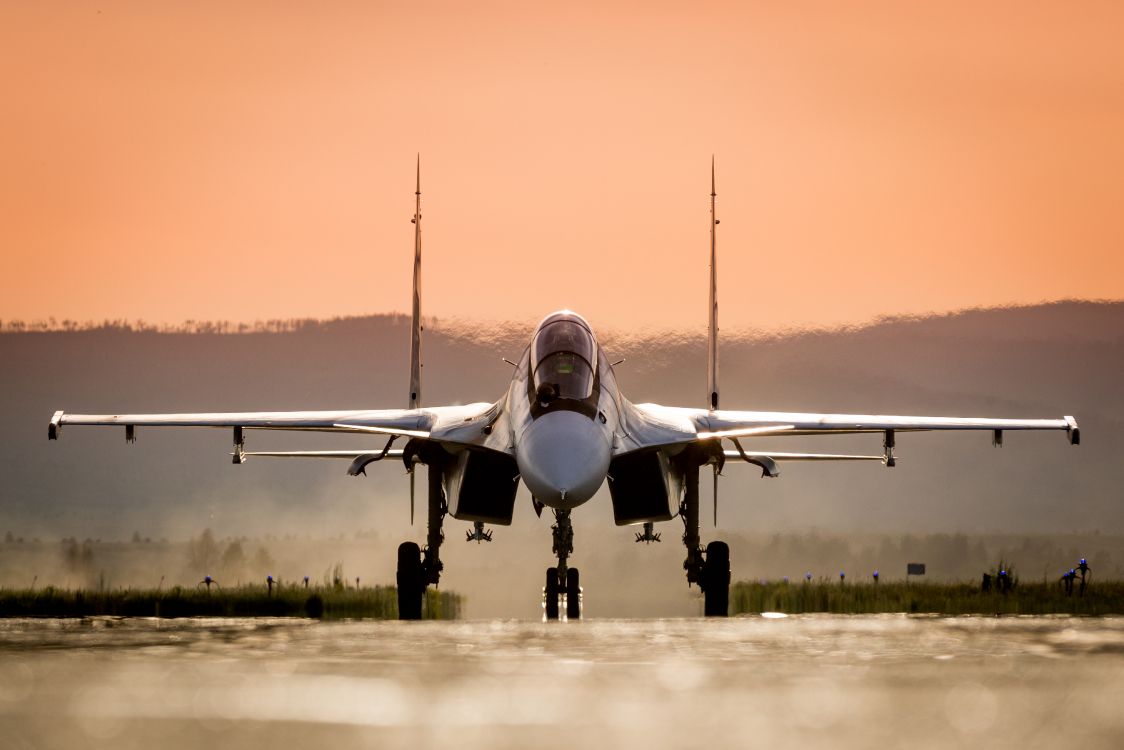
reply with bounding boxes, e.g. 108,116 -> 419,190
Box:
48,159 -> 1079,619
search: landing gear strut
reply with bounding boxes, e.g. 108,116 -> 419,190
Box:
396,460 -> 447,620
680,460 -> 730,616
544,509 -> 581,620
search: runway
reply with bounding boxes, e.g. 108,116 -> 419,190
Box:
1,615 -> 1122,749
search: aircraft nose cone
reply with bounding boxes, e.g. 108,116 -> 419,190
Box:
517,410 -> 610,509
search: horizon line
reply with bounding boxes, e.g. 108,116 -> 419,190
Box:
1,297 -> 1120,338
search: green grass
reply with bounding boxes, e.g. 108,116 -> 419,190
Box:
0,585 -> 462,620
730,580 -> 1124,616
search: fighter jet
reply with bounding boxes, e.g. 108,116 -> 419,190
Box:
47,159 -> 1080,619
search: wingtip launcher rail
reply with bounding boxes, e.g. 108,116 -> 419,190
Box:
48,411 -> 64,440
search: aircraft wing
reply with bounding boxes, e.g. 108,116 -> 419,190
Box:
620,403 -> 1080,455
48,401 -> 509,453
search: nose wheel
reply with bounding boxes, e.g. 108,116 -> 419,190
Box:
544,567 -> 560,619
566,568 -> 581,619
544,566 -> 582,620
543,509 -> 582,620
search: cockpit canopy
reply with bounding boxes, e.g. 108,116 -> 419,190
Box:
531,314 -> 597,402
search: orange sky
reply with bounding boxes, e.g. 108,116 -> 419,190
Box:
2,1 -> 1122,332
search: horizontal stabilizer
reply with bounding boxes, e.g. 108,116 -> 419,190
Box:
722,449 -> 886,478
237,448 -> 406,477
239,450 -> 405,459
723,451 -> 885,462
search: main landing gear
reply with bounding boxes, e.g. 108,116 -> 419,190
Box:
680,460 -> 730,616
396,460 -> 446,620
544,509 -> 582,620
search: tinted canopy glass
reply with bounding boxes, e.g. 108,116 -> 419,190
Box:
531,319 -> 596,400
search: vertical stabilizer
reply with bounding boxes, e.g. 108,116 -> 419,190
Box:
407,156 -> 423,525
708,158 -> 721,526
409,155 -> 423,411
707,157 -> 719,411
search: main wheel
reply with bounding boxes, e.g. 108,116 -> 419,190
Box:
703,541 -> 730,617
566,568 -> 581,620
544,567 -> 560,620
396,541 -> 424,620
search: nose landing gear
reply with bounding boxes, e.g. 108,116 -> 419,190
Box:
543,509 -> 582,620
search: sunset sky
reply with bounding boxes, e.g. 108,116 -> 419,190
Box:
2,1 -> 1122,332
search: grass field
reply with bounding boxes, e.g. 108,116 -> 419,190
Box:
730,580 -> 1124,616
0,585 -> 462,620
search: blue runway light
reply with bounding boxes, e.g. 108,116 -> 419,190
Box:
805,572 -> 812,581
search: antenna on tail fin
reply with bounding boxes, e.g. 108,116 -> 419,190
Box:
407,155 -> 423,524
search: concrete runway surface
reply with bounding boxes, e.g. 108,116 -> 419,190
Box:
1,615 -> 1122,749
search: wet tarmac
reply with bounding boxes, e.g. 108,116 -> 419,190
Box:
1,615 -> 1123,749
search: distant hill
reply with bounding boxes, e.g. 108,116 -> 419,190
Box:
1,301 -> 1121,615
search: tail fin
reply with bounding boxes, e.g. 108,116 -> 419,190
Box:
409,155 -> 423,410
407,156 -> 423,526
707,156 -> 719,411
708,157 -> 721,526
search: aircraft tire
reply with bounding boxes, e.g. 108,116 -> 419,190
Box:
545,567 -> 560,620
397,541 -> 424,620
703,541 -> 730,617
566,568 -> 581,620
